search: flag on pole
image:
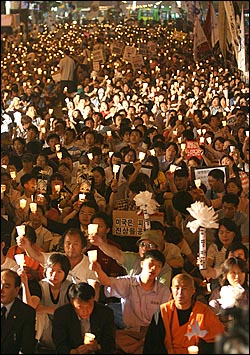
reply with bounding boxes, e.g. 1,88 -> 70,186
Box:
238,5 -> 245,73
193,15 -> 211,62
224,1 -> 240,62
203,1 -> 219,48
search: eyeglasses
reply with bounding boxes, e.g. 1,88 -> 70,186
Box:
138,242 -> 156,249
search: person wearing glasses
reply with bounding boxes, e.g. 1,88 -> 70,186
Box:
88,229 -> 172,288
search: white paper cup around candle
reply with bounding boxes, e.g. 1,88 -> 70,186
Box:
14,254 -> 25,268
41,127 -> 46,134
223,111 -> 227,117
230,146 -> 236,152
16,224 -> 26,236
84,332 -> 95,344
113,164 -> 120,179
55,144 -> 60,152
79,193 -> 85,202
245,131 -> 249,137
202,129 -> 206,135
1,165 -> 7,170
20,199 -> 27,209
107,130 -> 112,137
149,149 -> 155,156
169,164 -> 177,173
187,345 -> 199,354
178,137 -> 182,144
109,151 -> 114,158
87,250 -> 98,263
173,130 -> 177,136
194,179 -> 201,188
178,114 -> 182,121
206,137 -> 212,144
49,108 -> 54,115
54,184 -> 61,193
88,224 -> 98,236
87,153 -> 93,160
87,278 -> 96,288
57,152 -> 62,160
197,129 -> 201,136
10,171 -> 16,179
222,120 -> 227,127
30,202 -> 37,213
139,151 -> 146,161
181,143 -> 186,151
199,137 -> 205,144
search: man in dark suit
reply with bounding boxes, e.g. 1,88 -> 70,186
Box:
52,282 -> 115,354
1,268 -> 37,354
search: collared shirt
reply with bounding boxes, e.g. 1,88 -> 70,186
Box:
1,300 -> 14,318
104,274 -> 170,331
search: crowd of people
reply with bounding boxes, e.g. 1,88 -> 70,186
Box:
1,18 -> 249,354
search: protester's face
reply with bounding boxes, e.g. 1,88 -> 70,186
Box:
64,233 -> 84,259
138,239 -> 158,258
24,178 -> 37,194
165,145 -> 176,162
79,206 -> 95,227
226,264 -> 246,287
174,176 -> 188,191
226,182 -> 240,196
92,217 -> 110,239
92,170 -> 104,187
85,133 -> 95,146
36,155 -> 47,168
218,225 -> 236,248
141,257 -> 163,280
1,271 -> 20,305
46,262 -> 66,286
171,278 -> 195,310
222,202 -> 237,218
72,297 -> 94,319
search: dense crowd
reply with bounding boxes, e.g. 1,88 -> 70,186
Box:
1,19 -> 249,354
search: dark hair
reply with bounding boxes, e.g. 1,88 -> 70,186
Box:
128,181 -> 146,194
225,177 -> 243,197
174,168 -> 189,178
215,218 -> 242,251
172,191 -> 194,215
164,226 -> 184,244
91,166 -> 105,177
225,242 -> 249,260
90,211 -> 112,229
142,249 -> 165,267
150,220 -> 165,233
46,133 -> 60,143
20,173 -> 36,187
208,168 -> 225,181
45,253 -> 71,281
59,228 -> 87,249
220,257 -> 248,288
222,193 -> 240,207
165,142 -> 178,155
23,224 -> 37,244
1,268 -> 21,287
68,282 -> 95,301
50,172 -> 64,183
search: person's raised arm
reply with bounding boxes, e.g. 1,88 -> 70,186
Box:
90,261 -> 111,287
88,233 -> 124,265
16,236 -> 45,264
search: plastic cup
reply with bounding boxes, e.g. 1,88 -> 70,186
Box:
88,224 -> 98,236
14,253 -> 25,267
84,332 -> 95,344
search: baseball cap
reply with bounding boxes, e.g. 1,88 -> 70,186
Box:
136,230 -> 163,248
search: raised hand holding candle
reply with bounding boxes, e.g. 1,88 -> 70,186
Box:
194,179 -> 201,188
87,250 -> 97,263
169,164 -> 177,173
20,199 -> 27,209
181,143 -> 186,151
16,224 -> 26,237
88,224 -> 98,237
139,151 -> 146,162
30,202 -> 37,213
79,193 -> 85,202
10,171 -> 16,179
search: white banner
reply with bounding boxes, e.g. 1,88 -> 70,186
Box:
238,5 -> 245,73
224,1 -> 239,61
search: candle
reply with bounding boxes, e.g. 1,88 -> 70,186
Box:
139,151 -> 146,161
245,131 -> 249,137
54,184 -> 61,193
222,120 -> 227,127
1,165 -> 7,170
57,152 -> 62,160
178,137 -> 182,144
19,199 -> 27,209
88,224 -> 98,236
41,127 -> 46,133
194,179 -> 201,188
87,153 -> 93,160
1,184 -> 6,199
199,137 -> 205,144
109,152 -> 114,158
178,114 -> 182,121
79,193 -> 85,202
107,130 -> 112,137
202,129 -> 206,135
84,332 -> 95,345
87,250 -> 97,263
10,171 -> 16,179
206,137 -> 212,144
181,143 -> 186,151
223,111 -> 227,117
149,149 -> 155,156
49,108 -> 53,115
16,224 -> 26,236
188,345 -> 199,354
14,253 -> 25,268
55,144 -> 60,152
197,129 -> 202,136
173,130 -> 177,136
169,164 -> 177,173
30,202 -> 37,213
